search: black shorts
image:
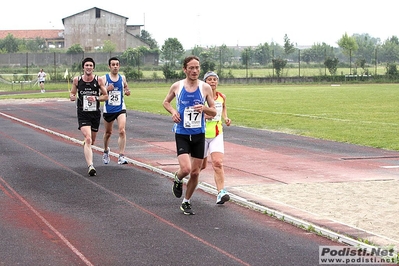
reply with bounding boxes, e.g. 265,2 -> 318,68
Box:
77,109 -> 101,132
175,133 -> 205,159
103,110 -> 127,123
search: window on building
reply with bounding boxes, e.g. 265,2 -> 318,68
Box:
95,8 -> 100,18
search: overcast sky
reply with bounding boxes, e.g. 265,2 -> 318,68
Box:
1,0 -> 396,49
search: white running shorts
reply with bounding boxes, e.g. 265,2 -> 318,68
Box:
204,133 -> 224,157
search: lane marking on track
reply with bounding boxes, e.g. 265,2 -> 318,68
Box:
82,176 -> 251,266
0,182 -> 14,198
340,155 -> 399,160
2,111 -> 394,254
0,111 -> 171,175
0,112 -> 252,266
0,176 -> 94,266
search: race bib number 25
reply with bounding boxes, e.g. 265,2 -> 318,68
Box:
109,91 -> 121,106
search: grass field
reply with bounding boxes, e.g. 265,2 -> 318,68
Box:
1,82 -> 398,151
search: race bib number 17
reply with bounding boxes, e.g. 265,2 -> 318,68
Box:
183,107 -> 201,128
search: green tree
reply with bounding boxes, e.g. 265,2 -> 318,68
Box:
352,33 -> 380,64
206,45 -> 222,62
199,51 -> 216,77
135,46 -> 150,71
140,30 -> 158,49
213,44 -> 233,72
283,34 -> 295,56
124,65 -> 143,80
67,44 -> 84,54
200,45 -> 233,71
269,41 -> 284,60
70,62 -> 82,77
386,62 -> 398,76
122,46 -> 149,68
324,57 -> 339,75
337,32 -> 359,74
272,58 -> 287,77
241,47 -> 254,66
1,34 -> 19,53
24,37 -> 46,52
162,64 -> 181,79
190,45 -> 205,57
254,43 -> 271,66
102,40 -> 117,53
25,40 -> 40,52
122,47 -> 137,66
337,32 -> 359,56
218,44 -> 233,66
161,38 -> 184,67
302,43 -> 333,64
379,36 -> 399,63
354,58 -> 368,75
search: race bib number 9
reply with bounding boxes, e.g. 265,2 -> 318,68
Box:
183,107 -> 201,128
109,91 -> 121,106
83,95 -> 97,111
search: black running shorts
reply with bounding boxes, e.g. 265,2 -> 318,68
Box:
103,110 -> 127,123
77,109 -> 101,132
175,133 -> 205,159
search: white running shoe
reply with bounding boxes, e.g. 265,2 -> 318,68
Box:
88,165 -> 96,176
118,155 -> 128,165
103,147 -> 110,164
216,189 -> 230,204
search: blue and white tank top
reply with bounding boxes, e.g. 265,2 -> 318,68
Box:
103,73 -> 126,113
173,80 -> 206,135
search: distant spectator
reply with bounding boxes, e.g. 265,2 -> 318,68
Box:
37,69 -> 46,93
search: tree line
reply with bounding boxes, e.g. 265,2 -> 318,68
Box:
2,30 -> 399,79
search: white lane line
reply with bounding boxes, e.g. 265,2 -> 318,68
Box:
2,110 -> 395,253
0,176 -> 94,266
381,165 -> 399,169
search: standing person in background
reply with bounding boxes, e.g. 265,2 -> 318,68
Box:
201,71 -> 232,204
102,57 -> 131,165
69,57 -> 108,176
163,56 -> 217,215
38,69 -> 46,93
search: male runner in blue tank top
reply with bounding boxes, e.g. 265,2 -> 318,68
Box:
101,57 -> 131,165
163,55 -> 217,215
